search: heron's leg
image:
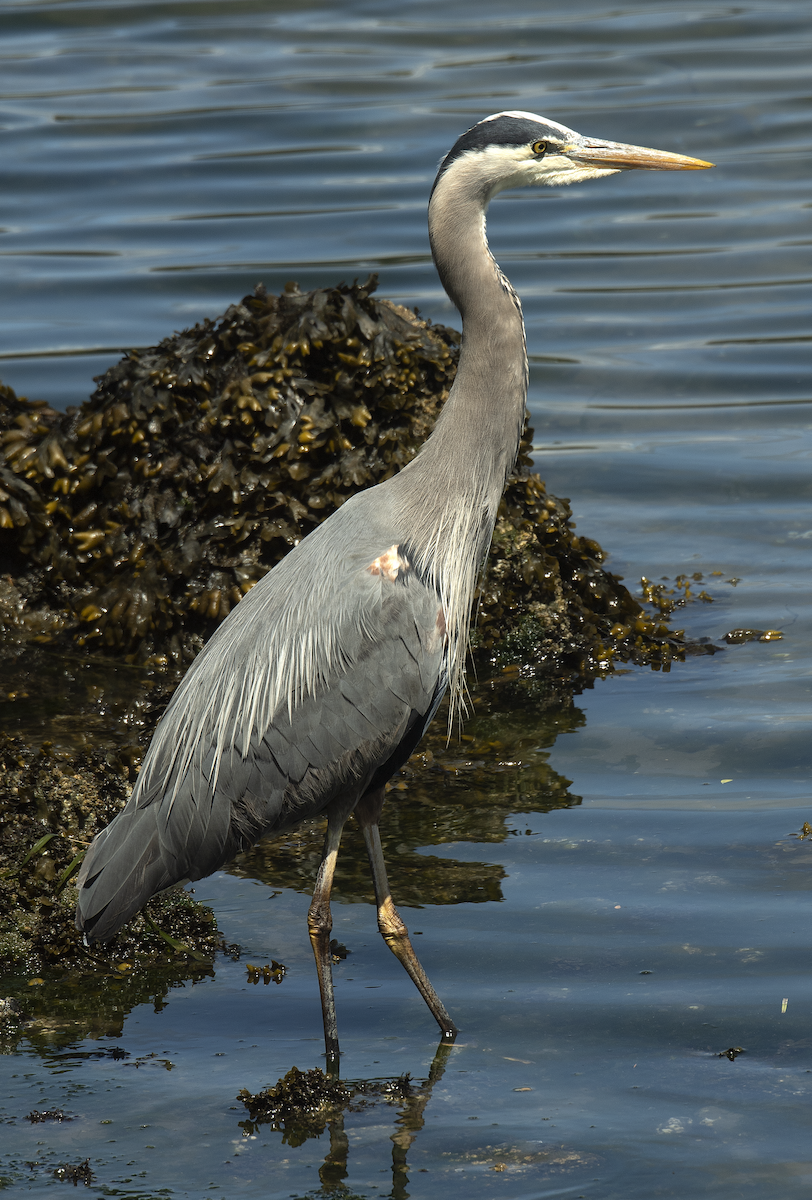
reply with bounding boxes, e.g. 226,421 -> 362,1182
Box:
308,811 -> 345,1069
355,790 -> 458,1041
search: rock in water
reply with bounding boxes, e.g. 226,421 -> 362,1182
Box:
0,276 -> 677,675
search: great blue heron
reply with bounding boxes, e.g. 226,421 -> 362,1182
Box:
76,112 -> 711,1064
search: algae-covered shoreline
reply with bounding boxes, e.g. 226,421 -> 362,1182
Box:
0,278 -> 689,994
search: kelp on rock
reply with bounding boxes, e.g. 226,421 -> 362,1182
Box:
0,276 -> 679,679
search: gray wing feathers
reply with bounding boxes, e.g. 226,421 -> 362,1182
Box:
76,539 -> 445,943
74,810 -> 176,942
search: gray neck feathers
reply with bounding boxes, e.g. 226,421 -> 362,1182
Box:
390,165 -> 529,722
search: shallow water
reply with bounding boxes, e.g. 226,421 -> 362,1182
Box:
1,1 -> 811,1196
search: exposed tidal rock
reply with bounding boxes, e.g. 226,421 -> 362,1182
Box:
1,277 -> 679,676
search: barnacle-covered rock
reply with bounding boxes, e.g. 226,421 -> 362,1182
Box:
0,278 -> 676,676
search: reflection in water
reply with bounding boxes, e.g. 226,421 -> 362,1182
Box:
240,1041 -> 454,1199
0,962 -> 214,1058
231,675 -> 584,908
0,641 -> 160,760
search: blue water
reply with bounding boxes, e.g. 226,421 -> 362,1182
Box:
1,1 -> 811,1196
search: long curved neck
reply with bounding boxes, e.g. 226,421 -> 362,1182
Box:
392,171 -> 528,534
423,175 -> 528,496
385,172 -> 528,721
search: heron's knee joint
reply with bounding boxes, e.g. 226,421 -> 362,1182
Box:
377,897 -> 408,941
308,906 -> 332,939
382,931 -> 412,958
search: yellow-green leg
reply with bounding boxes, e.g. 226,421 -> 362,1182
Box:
356,790 -> 458,1041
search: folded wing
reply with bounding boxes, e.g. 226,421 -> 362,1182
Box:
76,537 -> 446,943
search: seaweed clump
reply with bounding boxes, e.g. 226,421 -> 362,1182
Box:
52,1159 -> 95,1187
239,1066 -> 354,1145
238,1046 -> 452,1194
239,1065 -> 415,1144
0,277 -> 677,677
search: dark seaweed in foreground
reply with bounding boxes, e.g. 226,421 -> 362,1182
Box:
26,1109 -> 71,1123
0,277 -> 679,676
239,1066 -> 356,1145
52,1158 -> 94,1187
239,1064 -> 428,1144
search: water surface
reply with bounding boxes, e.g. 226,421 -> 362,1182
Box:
1,1 -> 811,1196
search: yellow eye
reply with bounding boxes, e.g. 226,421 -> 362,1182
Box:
532,140 -> 547,156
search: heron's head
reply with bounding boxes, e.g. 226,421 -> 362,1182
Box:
432,111 -> 713,204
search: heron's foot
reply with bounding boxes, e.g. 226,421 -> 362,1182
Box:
379,908 -> 457,1038
324,1046 -> 341,1078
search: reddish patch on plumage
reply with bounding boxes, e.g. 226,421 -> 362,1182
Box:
367,544 -> 409,582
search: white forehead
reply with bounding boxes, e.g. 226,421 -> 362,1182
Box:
480,110 -> 578,139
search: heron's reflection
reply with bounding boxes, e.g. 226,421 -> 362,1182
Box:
239,1040 -> 454,1198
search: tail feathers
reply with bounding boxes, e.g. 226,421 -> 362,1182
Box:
76,810 -> 178,944
76,774 -> 238,945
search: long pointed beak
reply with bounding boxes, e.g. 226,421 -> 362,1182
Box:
564,138 -> 714,171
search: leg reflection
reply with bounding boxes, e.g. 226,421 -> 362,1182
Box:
309,1038 -> 455,1198
390,1040 -> 453,1200
319,1108 -> 349,1193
